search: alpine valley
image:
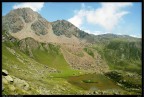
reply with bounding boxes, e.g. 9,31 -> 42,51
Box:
2,8 -> 142,95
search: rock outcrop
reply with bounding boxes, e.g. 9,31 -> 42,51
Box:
2,69 -> 9,76
13,76 -> 30,91
2,69 -> 30,93
2,69 -> 13,83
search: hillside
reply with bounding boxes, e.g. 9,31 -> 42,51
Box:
92,37 -> 141,73
2,8 -> 142,95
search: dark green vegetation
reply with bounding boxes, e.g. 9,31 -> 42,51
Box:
82,79 -> 98,83
92,38 -> 141,74
104,70 -> 141,93
83,48 -> 94,58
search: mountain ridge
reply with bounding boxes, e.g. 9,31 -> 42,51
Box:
2,8 -> 140,44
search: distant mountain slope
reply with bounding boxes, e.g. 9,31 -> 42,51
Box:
91,37 -> 141,74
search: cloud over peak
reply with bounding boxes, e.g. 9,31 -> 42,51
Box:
13,2 -> 44,12
68,3 -> 132,31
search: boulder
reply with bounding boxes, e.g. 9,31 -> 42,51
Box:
23,82 -> 29,91
2,69 -> 8,76
4,75 -> 13,83
93,91 -> 98,94
2,77 -> 8,84
13,77 -> 29,90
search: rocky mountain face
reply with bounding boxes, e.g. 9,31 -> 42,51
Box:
2,8 -> 142,95
51,20 -> 90,39
52,20 -> 80,38
2,8 -> 51,35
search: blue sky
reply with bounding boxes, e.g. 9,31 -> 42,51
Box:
2,2 -> 142,38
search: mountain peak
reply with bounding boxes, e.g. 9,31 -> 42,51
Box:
51,19 -> 82,38
2,7 -> 52,36
8,7 -> 37,17
53,19 -> 74,26
13,7 -> 34,11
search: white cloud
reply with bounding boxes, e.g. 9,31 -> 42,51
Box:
86,3 -> 132,31
68,9 -> 86,28
68,3 -> 132,31
13,2 -> 44,12
83,29 -> 109,35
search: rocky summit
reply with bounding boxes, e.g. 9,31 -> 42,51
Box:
2,8 -> 142,95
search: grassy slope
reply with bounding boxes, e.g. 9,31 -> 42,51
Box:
2,38 -> 85,95
31,43 -> 82,77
